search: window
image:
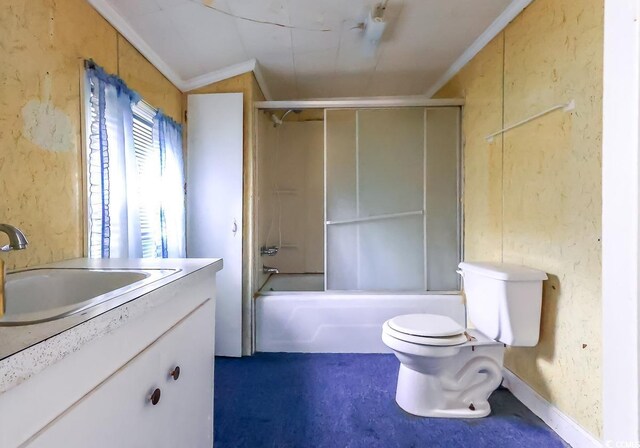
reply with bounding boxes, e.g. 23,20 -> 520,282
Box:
84,61 -> 185,259
132,101 -> 163,258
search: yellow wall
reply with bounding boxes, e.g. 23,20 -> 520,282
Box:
0,0 -> 183,270
436,0 -> 603,437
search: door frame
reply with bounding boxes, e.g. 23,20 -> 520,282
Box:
602,0 -> 640,443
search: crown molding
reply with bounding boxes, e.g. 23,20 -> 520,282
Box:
181,59 -> 272,99
424,0 -> 534,98
174,59 -> 273,98
87,0 -> 273,98
251,62 -> 273,101
181,59 -> 256,91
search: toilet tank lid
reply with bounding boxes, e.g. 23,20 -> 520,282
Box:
458,262 -> 548,281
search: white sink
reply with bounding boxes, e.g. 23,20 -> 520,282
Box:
1,268 -> 177,326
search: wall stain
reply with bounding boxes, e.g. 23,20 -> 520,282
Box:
21,99 -> 74,152
0,0 -> 183,270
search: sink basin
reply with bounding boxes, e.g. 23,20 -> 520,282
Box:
0,268 -> 177,326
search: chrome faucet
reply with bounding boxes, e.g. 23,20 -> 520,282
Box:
0,224 -> 28,252
0,224 -> 28,317
263,265 -> 279,274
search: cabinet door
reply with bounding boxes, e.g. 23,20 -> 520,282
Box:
27,299 -> 215,448
187,92 -> 243,357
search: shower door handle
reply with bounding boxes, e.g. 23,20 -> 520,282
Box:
232,219 -> 238,236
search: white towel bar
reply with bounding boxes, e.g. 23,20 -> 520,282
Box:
485,99 -> 575,143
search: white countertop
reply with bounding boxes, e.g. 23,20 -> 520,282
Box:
0,257 -> 222,394
42,257 -> 222,272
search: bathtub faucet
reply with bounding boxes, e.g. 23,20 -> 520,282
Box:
0,224 -> 28,252
263,265 -> 279,274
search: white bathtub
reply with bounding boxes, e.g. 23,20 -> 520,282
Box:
255,274 -> 465,353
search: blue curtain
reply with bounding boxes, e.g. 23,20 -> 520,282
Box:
85,60 -> 184,259
86,62 -> 142,258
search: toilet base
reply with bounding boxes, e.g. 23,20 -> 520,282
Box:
394,358 -> 499,419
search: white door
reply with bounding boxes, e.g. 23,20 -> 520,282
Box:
187,93 -> 243,357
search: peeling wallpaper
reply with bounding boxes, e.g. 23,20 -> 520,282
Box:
436,0 -> 603,438
22,99 -> 75,153
0,0 -> 183,270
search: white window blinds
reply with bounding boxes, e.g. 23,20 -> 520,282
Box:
132,100 -> 163,258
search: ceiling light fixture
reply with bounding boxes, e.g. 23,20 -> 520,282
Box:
364,2 -> 388,45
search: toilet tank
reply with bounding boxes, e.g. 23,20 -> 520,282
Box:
458,262 -> 548,347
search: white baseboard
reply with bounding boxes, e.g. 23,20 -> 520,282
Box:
502,369 -> 601,448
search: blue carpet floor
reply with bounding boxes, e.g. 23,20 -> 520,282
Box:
214,353 -> 569,448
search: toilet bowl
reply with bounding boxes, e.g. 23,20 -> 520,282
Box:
382,262 -> 547,418
382,315 -> 504,418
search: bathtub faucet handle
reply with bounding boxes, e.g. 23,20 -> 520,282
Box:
261,246 -> 279,256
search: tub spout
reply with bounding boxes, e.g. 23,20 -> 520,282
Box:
263,265 -> 279,274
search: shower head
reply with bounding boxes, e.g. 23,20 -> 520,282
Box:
271,109 -> 302,127
271,114 -> 283,127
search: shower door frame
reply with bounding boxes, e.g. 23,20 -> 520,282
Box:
253,97 -> 465,299
322,105 -> 463,293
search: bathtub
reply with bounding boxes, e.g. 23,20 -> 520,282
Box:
255,273 -> 465,353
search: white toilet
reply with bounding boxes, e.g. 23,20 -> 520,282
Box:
382,262 -> 548,418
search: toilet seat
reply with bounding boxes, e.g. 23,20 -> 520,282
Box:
388,314 -> 464,337
383,314 -> 468,346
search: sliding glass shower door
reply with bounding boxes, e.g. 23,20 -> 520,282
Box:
325,107 -> 460,291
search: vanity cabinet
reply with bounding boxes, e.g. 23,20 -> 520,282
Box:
26,298 -> 215,447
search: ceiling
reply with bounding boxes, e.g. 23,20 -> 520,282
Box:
97,0 -> 518,99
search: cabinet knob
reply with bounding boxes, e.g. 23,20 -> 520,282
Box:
150,388 -> 161,405
170,366 -> 181,381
